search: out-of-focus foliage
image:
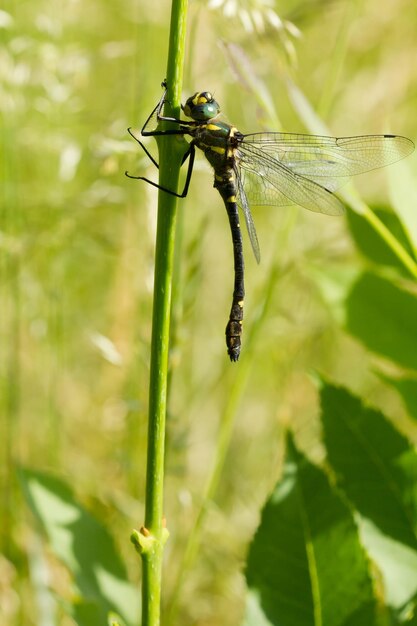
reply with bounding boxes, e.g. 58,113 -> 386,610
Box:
245,383 -> 417,626
1,0 -> 416,624
19,468 -> 139,625
246,427 -> 379,626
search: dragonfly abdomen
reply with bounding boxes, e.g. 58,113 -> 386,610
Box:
215,173 -> 245,361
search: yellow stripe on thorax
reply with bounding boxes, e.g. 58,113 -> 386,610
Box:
209,146 -> 226,155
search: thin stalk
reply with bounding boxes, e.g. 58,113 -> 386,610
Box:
131,2 -> 189,626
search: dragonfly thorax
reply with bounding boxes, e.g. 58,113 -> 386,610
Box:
182,91 -> 220,121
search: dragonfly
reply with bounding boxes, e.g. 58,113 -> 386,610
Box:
126,81 -> 414,361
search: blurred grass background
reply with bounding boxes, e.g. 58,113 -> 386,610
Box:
1,0 -> 416,624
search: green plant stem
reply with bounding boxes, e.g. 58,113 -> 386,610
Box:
140,1 -> 188,625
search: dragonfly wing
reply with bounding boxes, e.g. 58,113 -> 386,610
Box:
237,141 -> 345,216
234,162 -> 261,263
240,133 -> 414,191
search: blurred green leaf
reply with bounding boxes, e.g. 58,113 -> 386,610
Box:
242,589 -> 275,626
397,594 -> 417,624
307,264 -> 359,325
244,433 -> 378,626
378,374 -> 417,422
403,609 -> 417,625
69,600 -> 106,626
388,156 -> 417,256
69,601 -> 127,626
347,208 -> 413,273
346,272 -> 417,372
321,382 -> 417,606
19,468 -> 140,626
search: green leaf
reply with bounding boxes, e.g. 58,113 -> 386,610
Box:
19,468 -> 140,626
347,208 -> 413,273
346,271 -> 417,371
378,374 -> 417,422
69,600 -> 107,626
403,609 -> 417,625
68,600 -> 128,626
388,156 -> 417,256
244,433 -> 379,626
321,382 -> 417,607
397,597 -> 417,624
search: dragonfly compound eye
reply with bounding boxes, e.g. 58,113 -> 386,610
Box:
183,92 -> 220,121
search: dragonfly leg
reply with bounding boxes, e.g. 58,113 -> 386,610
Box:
127,86 -> 197,194
139,87 -> 168,135
125,143 -> 196,198
224,199 -> 245,361
127,127 -> 159,168
141,84 -> 195,137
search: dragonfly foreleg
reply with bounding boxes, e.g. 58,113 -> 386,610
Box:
142,82 -> 195,136
139,87 -> 169,136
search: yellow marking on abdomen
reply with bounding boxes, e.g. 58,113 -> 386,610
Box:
238,300 -> 244,307
227,195 -> 237,203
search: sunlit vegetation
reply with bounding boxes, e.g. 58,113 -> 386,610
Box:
1,0 -> 417,624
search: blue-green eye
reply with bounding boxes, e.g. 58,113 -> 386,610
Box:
182,91 -> 220,121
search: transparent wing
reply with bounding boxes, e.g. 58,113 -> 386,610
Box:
237,140 -> 345,216
238,133 -> 414,209
234,162 -> 261,263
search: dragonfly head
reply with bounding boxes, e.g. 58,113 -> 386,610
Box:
182,92 -> 220,121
